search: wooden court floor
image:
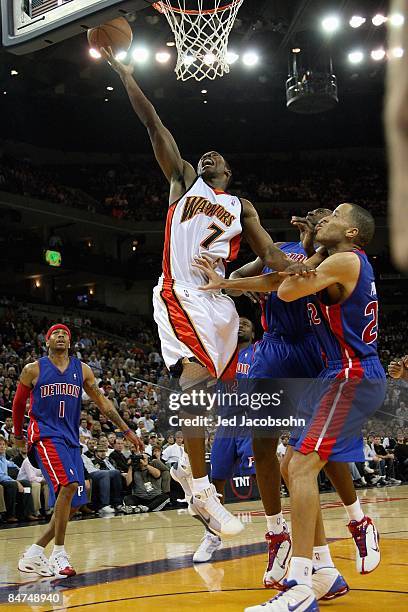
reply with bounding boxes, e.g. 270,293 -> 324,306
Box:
0,486 -> 407,611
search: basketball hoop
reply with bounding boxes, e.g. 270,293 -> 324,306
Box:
153,0 -> 244,81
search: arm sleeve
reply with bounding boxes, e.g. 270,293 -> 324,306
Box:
12,383 -> 31,437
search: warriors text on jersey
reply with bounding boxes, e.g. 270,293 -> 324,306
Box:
161,176 -> 242,289
28,356 -> 83,447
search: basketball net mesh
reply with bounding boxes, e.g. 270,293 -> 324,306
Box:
153,0 -> 244,81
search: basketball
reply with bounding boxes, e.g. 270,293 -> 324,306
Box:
87,17 -> 133,55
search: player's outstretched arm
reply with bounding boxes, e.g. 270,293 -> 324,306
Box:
278,251 -> 359,302
241,199 -> 313,273
82,363 -> 144,451
227,257 -> 265,298
12,362 -> 39,446
193,256 -> 281,292
101,47 -> 196,194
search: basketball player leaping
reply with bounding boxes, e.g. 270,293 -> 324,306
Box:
12,324 -> 143,578
102,48 -> 311,537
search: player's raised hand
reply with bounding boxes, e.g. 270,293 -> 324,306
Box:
124,429 -> 144,453
193,256 -> 225,290
388,359 -> 405,378
100,46 -> 135,77
278,261 -> 317,278
291,216 -> 315,255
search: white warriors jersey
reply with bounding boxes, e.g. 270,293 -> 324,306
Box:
160,177 -> 243,288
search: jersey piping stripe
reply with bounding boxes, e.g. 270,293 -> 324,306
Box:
160,283 -> 217,377
162,202 -> 177,281
227,232 -> 241,262
27,391 -> 39,444
37,440 -> 61,490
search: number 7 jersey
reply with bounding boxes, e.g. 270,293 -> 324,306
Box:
161,177 -> 242,288
309,249 -> 380,363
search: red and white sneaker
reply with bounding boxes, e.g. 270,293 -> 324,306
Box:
348,515 -> 380,574
49,551 -> 76,578
263,524 -> 292,589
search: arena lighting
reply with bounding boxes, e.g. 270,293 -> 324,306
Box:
371,48 -> 386,61
372,14 -> 387,27
226,51 -> 239,64
183,55 -> 195,66
389,14 -> 405,27
204,52 -> 216,66
166,41 -> 175,47
348,50 -> 364,64
104,98 -> 108,102
10,69 -> 18,75
201,89 -> 207,94
35,279 -> 41,288
391,47 -> 404,58
89,48 -> 101,59
115,51 -> 127,61
106,86 -> 113,91
322,16 -> 340,33
242,51 -> 259,67
155,51 -> 171,63
349,16 -> 366,29
292,48 -> 301,53
132,47 -> 149,63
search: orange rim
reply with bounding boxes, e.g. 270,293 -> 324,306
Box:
153,0 -> 241,16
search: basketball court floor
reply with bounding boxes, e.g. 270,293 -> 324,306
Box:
0,486 -> 407,611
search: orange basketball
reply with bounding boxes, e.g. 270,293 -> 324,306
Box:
87,17 -> 133,55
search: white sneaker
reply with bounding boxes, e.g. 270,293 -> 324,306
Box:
99,505 -> 115,514
263,524 -> 292,589
388,477 -> 401,485
170,461 -> 193,499
312,567 -> 349,600
348,515 -> 380,574
49,551 -> 76,578
245,581 -> 318,612
189,484 -> 244,538
193,532 -> 222,563
18,552 -> 54,577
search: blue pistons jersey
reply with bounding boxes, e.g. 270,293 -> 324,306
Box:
308,250 -> 381,363
261,242 -> 311,337
28,356 -> 83,447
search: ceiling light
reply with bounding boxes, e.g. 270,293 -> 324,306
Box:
201,89 -> 207,94
371,48 -> 386,61
115,51 -> 127,61
349,16 -> 366,29
155,51 -> 171,63
226,51 -> 239,64
183,55 -> 195,66
89,48 -> 101,59
391,47 -> 404,58
3,91 -> 7,95
106,86 -> 113,91
166,41 -> 175,47
348,50 -> 364,64
389,14 -> 404,27
204,53 -> 216,66
292,48 -> 301,53
104,98 -> 109,102
322,16 -> 340,33
132,47 -> 149,63
242,51 -> 259,67
372,14 -> 387,27
203,100 -> 208,104
10,69 -> 18,76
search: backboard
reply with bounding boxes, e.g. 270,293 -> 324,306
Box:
1,0 -> 153,54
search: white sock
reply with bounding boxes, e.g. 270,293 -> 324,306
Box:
192,475 -> 211,494
288,556 -> 313,588
26,544 -> 45,557
266,512 -> 284,534
313,545 -> 335,570
344,499 -> 364,522
52,545 -> 65,556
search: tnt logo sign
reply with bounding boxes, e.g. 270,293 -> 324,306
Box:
233,476 -> 251,487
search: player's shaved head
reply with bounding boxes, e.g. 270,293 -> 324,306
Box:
347,203 -> 375,247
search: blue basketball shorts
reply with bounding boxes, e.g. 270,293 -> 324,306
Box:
211,428 -> 255,480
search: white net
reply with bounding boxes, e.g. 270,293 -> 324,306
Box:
153,0 -> 244,81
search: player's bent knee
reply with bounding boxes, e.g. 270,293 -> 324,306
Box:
179,359 -> 212,392
61,482 -> 78,496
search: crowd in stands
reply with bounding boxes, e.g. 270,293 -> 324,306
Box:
0,299 -> 407,525
0,153 -> 387,222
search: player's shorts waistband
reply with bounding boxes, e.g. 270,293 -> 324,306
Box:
263,331 -> 314,344
157,276 -> 222,295
326,356 -> 383,369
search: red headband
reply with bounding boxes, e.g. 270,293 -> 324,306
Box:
46,324 -> 71,342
